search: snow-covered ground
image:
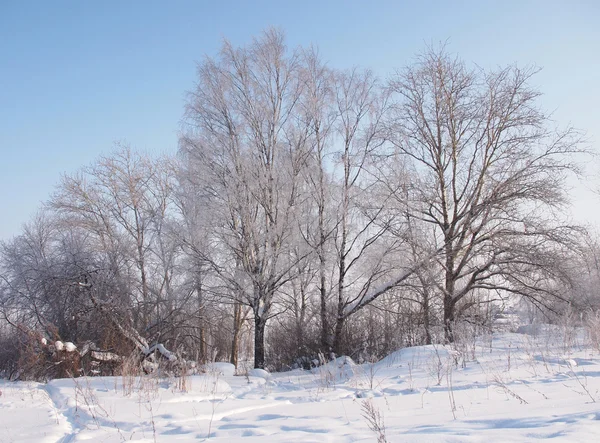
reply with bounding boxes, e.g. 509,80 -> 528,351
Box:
2,327 -> 600,442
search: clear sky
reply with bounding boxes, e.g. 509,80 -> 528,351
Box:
1,0 -> 599,240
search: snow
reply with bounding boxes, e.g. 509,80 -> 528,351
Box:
3,327 -> 600,441
247,368 -> 270,379
64,342 -> 77,352
206,362 -> 236,377
146,343 -> 177,361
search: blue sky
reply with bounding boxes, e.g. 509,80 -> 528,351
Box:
1,0 -> 599,240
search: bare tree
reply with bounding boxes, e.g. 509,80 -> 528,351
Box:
49,147 -> 186,354
297,62 -> 406,357
0,212 -> 76,339
298,47 -> 337,353
385,46 -> 584,341
328,68 -> 400,355
175,155 -> 248,365
181,29 -> 312,368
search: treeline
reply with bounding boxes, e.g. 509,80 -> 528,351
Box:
1,30 -> 597,379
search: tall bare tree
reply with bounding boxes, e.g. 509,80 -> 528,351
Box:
328,68 -> 400,355
298,48 -> 337,353
181,29 -> 312,368
385,46 -> 583,341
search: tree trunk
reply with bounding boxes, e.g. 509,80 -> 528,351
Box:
230,301 -> 242,368
253,313 -> 267,369
444,244 -> 456,343
196,281 -> 207,363
199,326 -> 207,363
296,284 -> 307,353
319,270 -> 329,351
443,295 -> 455,343
317,144 -> 330,353
423,292 -> 432,345
332,315 -> 345,357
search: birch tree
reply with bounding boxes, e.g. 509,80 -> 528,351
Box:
328,68 -> 400,355
297,48 -> 337,353
181,29 -> 312,368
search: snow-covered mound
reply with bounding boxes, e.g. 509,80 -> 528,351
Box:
248,368 -> 270,379
205,362 -> 236,377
